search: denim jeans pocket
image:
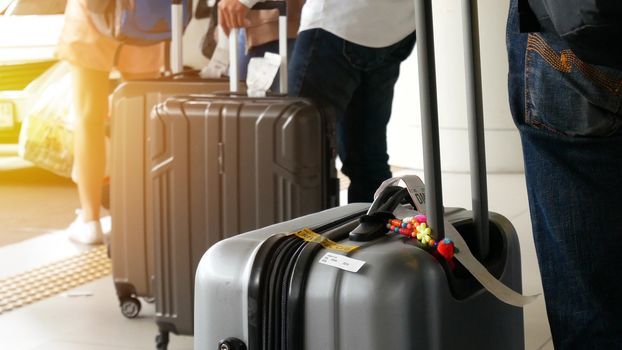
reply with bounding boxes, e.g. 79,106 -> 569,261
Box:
524,33 -> 622,137
343,32 -> 415,71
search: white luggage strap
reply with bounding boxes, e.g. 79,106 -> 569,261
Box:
375,175 -> 540,308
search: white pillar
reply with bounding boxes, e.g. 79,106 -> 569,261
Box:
388,0 -> 523,173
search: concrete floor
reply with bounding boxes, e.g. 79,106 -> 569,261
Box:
0,145 -> 79,246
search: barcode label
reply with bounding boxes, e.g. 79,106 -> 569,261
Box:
319,252 -> 365,273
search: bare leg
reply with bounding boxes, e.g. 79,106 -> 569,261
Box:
70,64 -> 110,223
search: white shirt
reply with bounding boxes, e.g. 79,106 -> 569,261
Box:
240,0 -> 416,48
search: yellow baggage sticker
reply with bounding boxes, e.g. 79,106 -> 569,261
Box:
292,228 -> 359,253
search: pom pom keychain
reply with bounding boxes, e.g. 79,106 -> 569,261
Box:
386,214 -> 457,262
436,238 -> 455,260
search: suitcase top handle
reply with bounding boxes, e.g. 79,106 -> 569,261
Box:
415,0 -> 490,260
251,1 -> 285,16
229,1 -> 288,94
349,186 -> 412,242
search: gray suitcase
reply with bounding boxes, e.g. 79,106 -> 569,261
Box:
109,78 -> 230,318
193,0 -> 526,349
151,93 -> 337,344
108,0 -> 234,319
194,202 -> 523,350
151,2 -> 339,348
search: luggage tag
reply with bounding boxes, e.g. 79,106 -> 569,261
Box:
291,228 -> 359,253
374,175 -> 427,214
288,228 -> 365,273
319,252 -> 365,273
246,52 -> 281,97
443,222 -> 540,307
382,175 -> 540,307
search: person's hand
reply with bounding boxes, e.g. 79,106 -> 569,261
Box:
218,0 -> 252,36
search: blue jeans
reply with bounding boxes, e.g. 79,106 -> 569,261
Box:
237,29 -> 296,92
507,0 -> 622,348
288,28 -> 416,203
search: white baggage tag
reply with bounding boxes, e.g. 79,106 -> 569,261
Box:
246,52 -> 281,97
444,221 -> 540,307
375,175 -> 426,213
319,253 -> 365,273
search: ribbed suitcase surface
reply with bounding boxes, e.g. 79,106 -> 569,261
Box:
150,95 -> 338,336
109,79 -> 229,318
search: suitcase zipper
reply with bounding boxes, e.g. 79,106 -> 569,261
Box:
246,209 -> 368,350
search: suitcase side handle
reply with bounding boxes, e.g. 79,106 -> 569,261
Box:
349,186 -> 413,242
415,0 -> 490,259
229,1 -> 288,94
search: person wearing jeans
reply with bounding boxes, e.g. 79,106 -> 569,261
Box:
507,0 -> 622,348
288,28 -> 416,202
287,1 -> 416,203
291,1 -> 417,203
219,0 -> 416,203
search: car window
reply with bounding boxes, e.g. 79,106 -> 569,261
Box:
4,0 -> 66,15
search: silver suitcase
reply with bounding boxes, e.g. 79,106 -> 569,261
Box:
151,2 -> 338,348
109,78 -> 230,318
108,0 -> 232,318
193,0 -> 526,348
194,200 -> 524,350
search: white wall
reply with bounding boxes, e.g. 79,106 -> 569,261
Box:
387,0 -> 523,173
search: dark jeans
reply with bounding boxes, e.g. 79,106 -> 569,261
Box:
507,0 -> 622,348
288,28 -> 416,203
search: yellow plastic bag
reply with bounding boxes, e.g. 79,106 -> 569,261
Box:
18,61 -> 74,178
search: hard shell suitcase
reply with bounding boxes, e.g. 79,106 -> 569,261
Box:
151,93 -> 337,342
150,2 -> 339,347
194,0 -> 528,349
194,201 -> 523,350
108,0 -> 231,318
110,79 -> 229,318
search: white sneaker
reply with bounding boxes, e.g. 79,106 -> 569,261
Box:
100,214 -> 111,237
66,211 -> 104,245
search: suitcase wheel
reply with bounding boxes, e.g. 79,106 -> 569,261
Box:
120,296 -> 141,318
156,331 -> 169,350
218,337 -> 247,350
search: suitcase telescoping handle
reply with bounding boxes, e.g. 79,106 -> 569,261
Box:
171,0 -> 185,74
229,1 -> 288,94
415,0 -> 490,259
